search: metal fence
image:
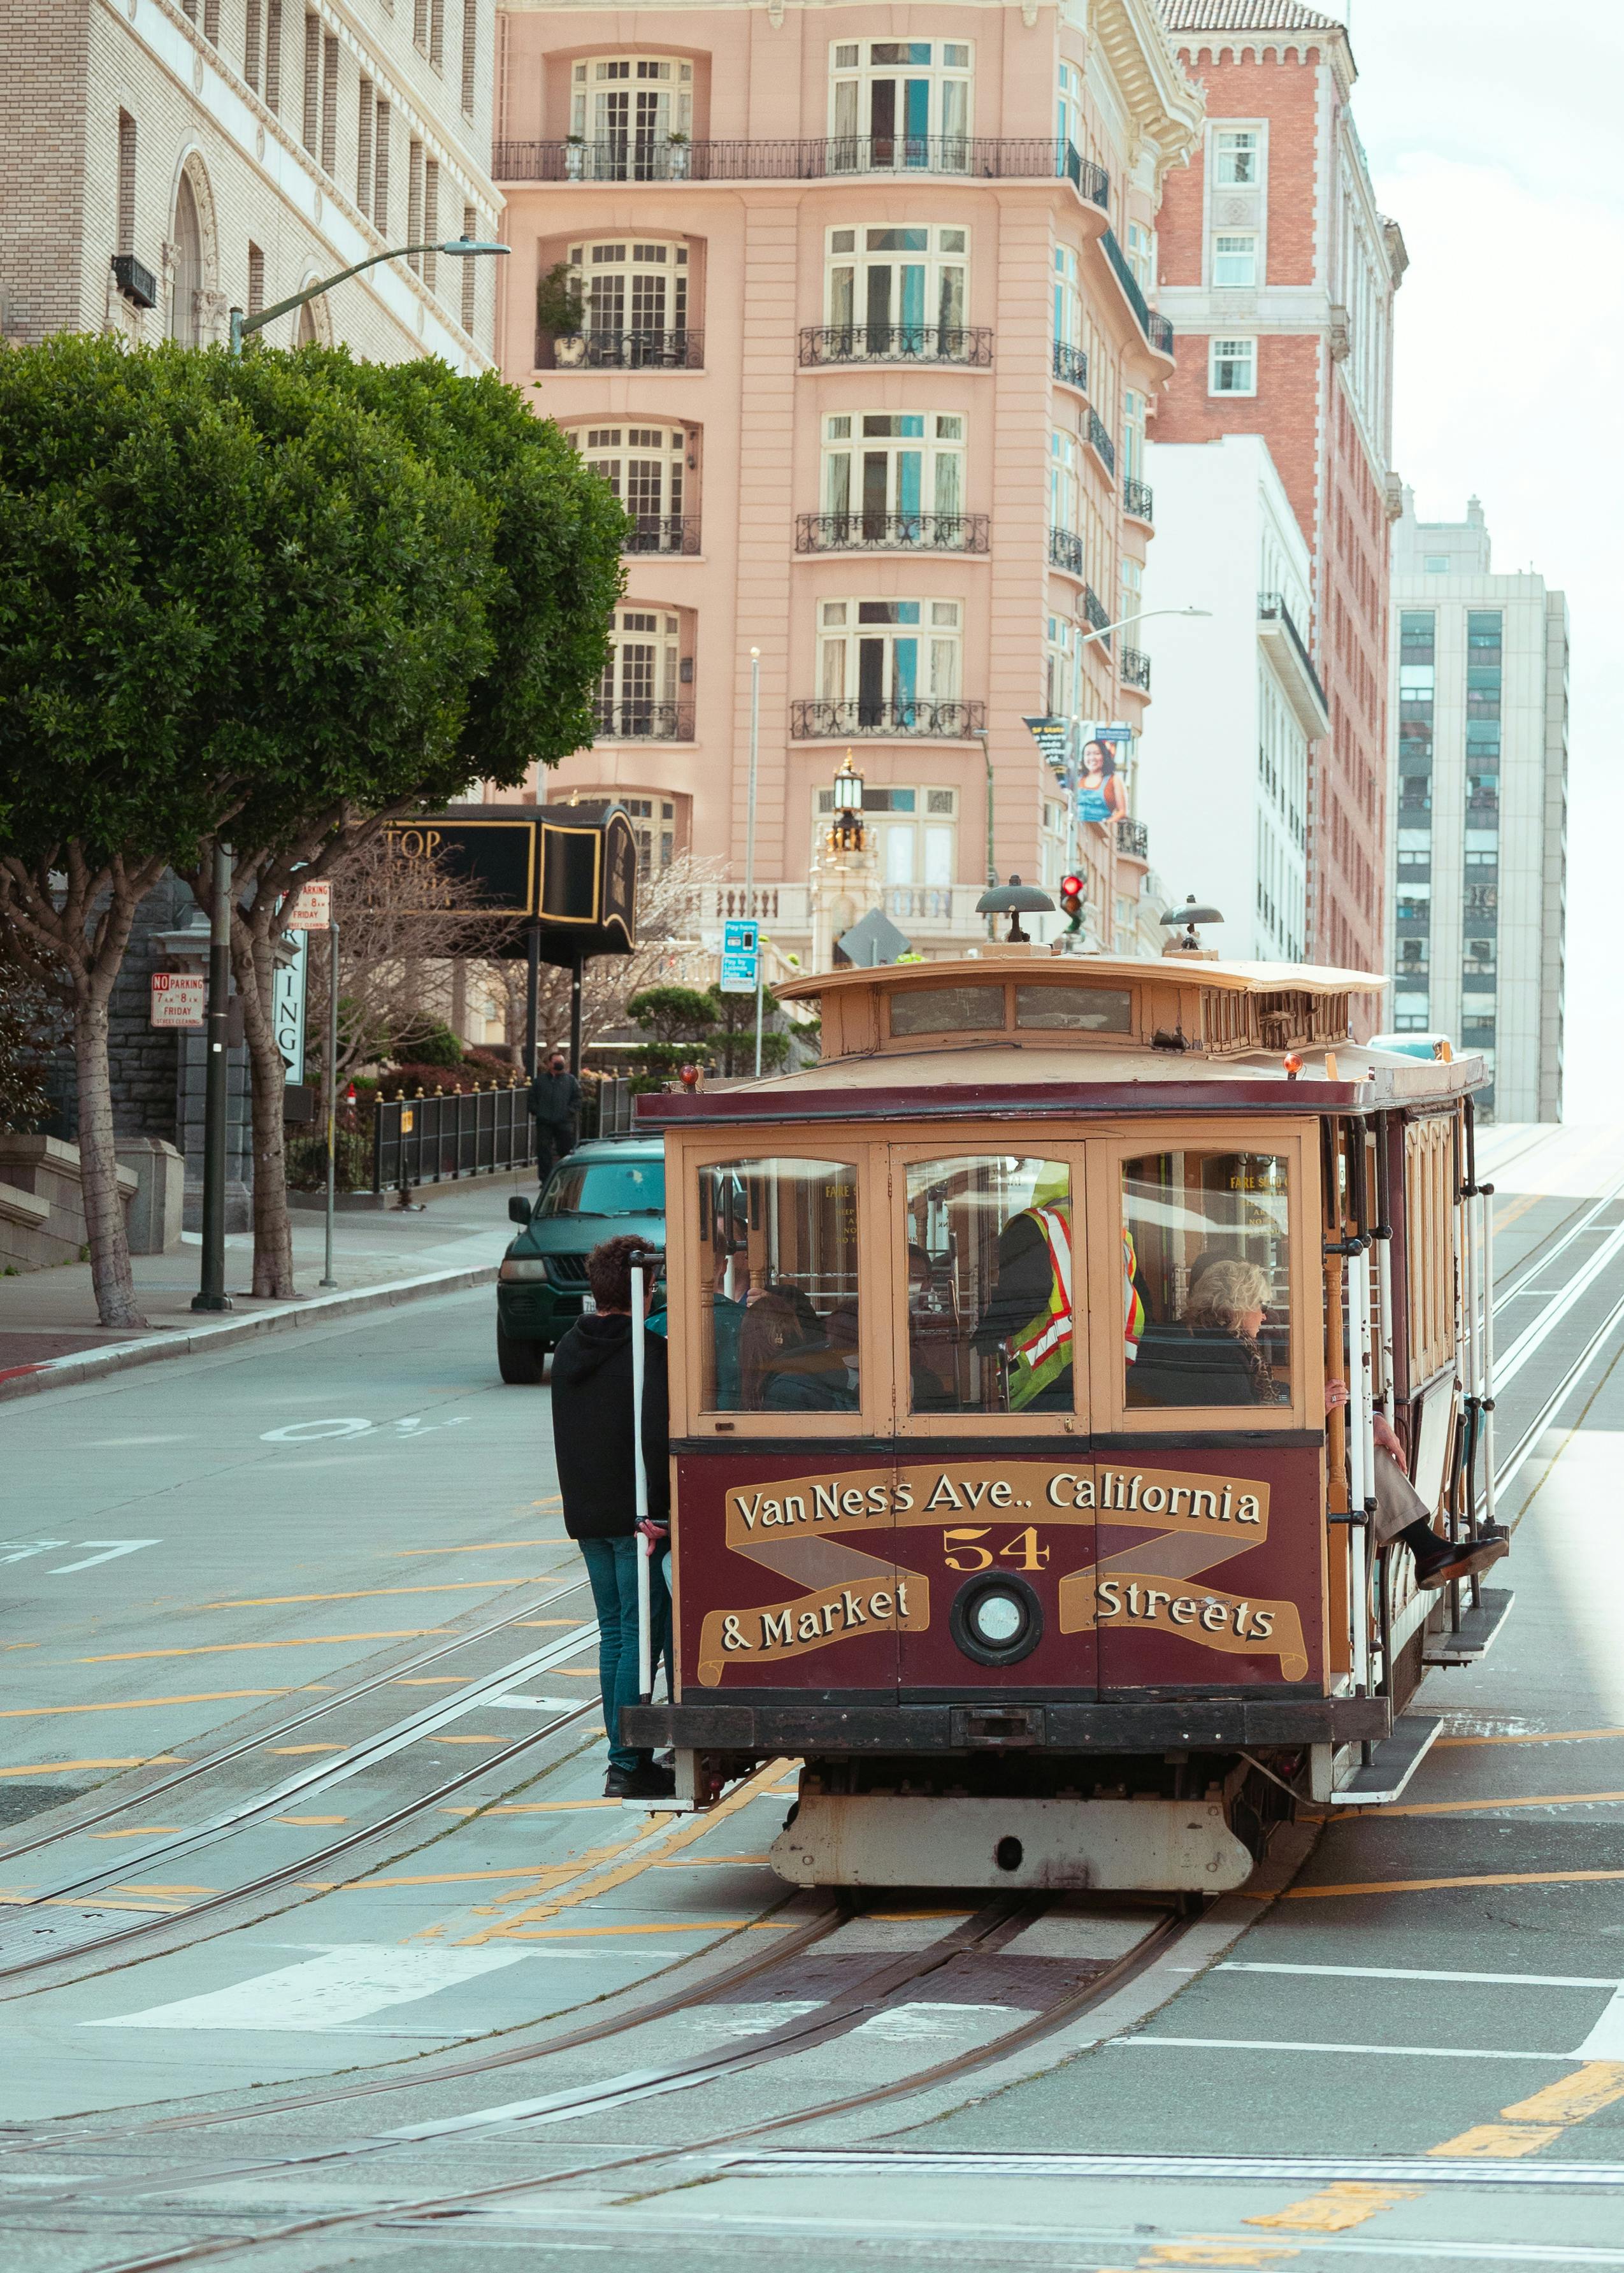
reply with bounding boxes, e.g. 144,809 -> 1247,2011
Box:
373,1087 -> 535,1194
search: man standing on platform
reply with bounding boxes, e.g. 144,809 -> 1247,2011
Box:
528,1048 -> 581,1182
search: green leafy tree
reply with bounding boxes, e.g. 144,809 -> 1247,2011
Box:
626,985 -> 716,1047
705,984 -> 793,1077
182,348 -> 626,1297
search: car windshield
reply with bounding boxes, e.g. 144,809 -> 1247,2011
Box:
536,1158 -> 666,1219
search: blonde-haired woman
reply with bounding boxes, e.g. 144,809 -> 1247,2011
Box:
1132,1256 -> 1284,1407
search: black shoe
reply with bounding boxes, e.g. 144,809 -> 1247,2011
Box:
1409,1523 -> 1511,1590
604,1762 -> 676,1800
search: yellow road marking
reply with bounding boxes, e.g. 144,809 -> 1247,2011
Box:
0,1757 -> 189,1775
1132,2246 -> 1297,2268
108,1883 -> 217,1896
3,1895 -> 192,1915
393,1677 -> 466,1686
311,1864 -> 588,1890
459,1758 -> 791,1945
1372,1789 -> 1624,1818
652,1854 -> 771,1868
516,1620 -> 588,1629
275,1815 -> 348,1826
205,1581 -> 545,1609
90,1828 -> 183,1840
79,1630 -> 449,1663
1429,2065 -> 1624,2158
266,1744 -> 346,1755
545,1669 -> 596,1678
431,1735 -> 514,1745
392,1541 -> 568,1556
438,1800 -> 622,1816
1246,2183 -> 1422,2232
1435,1728 -> 1624,1749
1283,1868 -> 1624,1898
0,1691 -> 291,1719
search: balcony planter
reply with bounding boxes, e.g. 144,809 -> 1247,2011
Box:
665,133 -> 690,180
564,136 -> 586,182
552,334 -> 587,368
536,260 -> 586,367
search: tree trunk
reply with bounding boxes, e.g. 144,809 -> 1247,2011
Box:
234,915 -> 296,1300
73,980 -> 145,1330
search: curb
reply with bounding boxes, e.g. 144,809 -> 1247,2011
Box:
0,1263 -> 498,1405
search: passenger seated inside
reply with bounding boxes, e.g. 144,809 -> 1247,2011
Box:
739,1293 -> 860,1412
1132,1259 -> 1287,1408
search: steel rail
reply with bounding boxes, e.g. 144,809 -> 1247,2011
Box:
68,1901 -> 1195,2273
0,1575 -> 593,1867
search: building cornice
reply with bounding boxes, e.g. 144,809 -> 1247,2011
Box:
1091,0 -> 1207,177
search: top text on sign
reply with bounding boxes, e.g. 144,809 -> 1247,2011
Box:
285,881 -> 332,931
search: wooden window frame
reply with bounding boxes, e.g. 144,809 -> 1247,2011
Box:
1085,1117 -> 1320,1438
670,1133 -> 889,1440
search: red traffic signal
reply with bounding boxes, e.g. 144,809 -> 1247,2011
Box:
1058,873 -> 1085,933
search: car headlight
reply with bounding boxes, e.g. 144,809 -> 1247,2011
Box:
967,1588 -> 1026,1647
499,1258 -> 552,1282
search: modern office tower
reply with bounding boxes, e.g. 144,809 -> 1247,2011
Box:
0,0 -> 499,368
1136,433 -> 1324,961
1387,494 -> 1568,1122
1153,0 -> 1405,975
491,4 -> 1204,961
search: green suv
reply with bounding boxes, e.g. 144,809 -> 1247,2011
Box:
496,1135 -> 665,1384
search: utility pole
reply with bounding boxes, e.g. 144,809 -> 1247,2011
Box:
745,647 -> 764,1078
192,841 -> 233,1313
319,917 -> 340,1289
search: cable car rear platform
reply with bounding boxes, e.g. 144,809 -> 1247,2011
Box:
623,1692 -> 1390,1754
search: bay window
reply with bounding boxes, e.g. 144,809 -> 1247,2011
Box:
826,225 -> 967,354
823,412 -> 965,536
818,599 -> 961,724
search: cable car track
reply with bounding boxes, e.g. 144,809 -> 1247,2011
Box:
0,1894 -> 1196,2271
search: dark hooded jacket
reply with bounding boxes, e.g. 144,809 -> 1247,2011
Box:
527,1066 -> 582,1126
549,1312 -> 670,1538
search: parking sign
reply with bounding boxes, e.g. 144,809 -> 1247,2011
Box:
719,919 -> 759,995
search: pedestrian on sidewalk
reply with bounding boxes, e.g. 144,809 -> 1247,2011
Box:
550,1233 -> 673,1800
528,1050 -> 581,1184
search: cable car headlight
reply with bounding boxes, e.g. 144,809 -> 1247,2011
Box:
950,1573 -> 1042,1667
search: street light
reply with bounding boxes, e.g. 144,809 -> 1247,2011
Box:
828,750 -> 865,850
227,236 -> 510,355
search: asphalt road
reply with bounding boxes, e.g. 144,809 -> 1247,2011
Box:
0,1128 -> 1621,2273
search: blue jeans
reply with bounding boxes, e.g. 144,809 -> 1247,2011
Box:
579,1535 -> 670,1773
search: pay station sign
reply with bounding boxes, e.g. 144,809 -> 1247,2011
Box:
719,918 -> 759,995
150,972 -> 206,1028
285,880 -> 332,931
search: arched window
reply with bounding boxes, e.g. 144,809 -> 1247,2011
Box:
566,238 -> 692,367
568,425 -> 691,552
296,299 -> 319,345
170,174 -> 203,345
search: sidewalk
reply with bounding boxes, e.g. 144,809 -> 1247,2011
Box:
0,1168 -> 536,1398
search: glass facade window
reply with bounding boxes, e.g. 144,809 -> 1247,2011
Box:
817,597 -> 961,712
696,1158 -> 861,1414
570,57 -> 693,157
904,1157 -> 1074,1415
1124,1151 -> 1293,1410
830,39 -> 972,162
1214,127 -> 1260,185
823,411 -> 964,526
572,424 -> 686,536
566,238 -> 689,348
1395,612 -> 1436,1019
1212,233 -> 1258,287
1209,336 -> 1255,395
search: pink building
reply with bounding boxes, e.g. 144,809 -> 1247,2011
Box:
491,3 -> 1202,959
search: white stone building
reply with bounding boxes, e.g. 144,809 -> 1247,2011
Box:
1386,493 -> 1568,1122
1134,431 -> 1326,961
0,0 -> 499,369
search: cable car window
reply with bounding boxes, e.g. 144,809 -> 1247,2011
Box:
697,1158 -> 861,1413
1014,984 -> 1132,1033
903,1156 -> 1074,1413
1123,1151 -> 1292,1408
888,984 -> 1005,1037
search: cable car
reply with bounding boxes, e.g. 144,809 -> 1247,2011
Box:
626,942 -> 1507,1892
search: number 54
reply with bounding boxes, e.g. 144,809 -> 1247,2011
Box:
942,1526 -> 1049,1573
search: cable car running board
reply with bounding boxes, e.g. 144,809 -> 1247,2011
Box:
1423,1586 -> 1515,1667
1328,1712 -> 1442,1807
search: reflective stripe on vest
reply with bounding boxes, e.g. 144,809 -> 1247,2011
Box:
1009,1205 -> 1074,1410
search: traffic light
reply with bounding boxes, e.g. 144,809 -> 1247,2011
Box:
1059,873 -> 1085,933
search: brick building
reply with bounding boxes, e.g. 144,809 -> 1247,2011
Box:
0,0 -> 501,368
1151,0 -> 1405,975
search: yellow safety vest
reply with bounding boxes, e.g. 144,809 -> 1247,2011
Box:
1009,1205 -> 1074,1410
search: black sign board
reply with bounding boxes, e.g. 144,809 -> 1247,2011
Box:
379,805 -> 638,963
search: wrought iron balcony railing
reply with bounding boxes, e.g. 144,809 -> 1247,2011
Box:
1120,643 -> 1151,691
1052,339 -> 1089,392
1082,585 -> 1111,645
593,701 -> 695,742
791,696 -> 987,740
1257,591 -> 1328,712
1048,527 -> 1085,577
1116,817 -> 1149,861
496,135 -> 1109,201
796,511 -> 989,554
1099,227 -> 1175,356
622,516 -> 701,556
1086,406 -> 1116,475
542,328 -> 703,371
798,324 -> 993,367
1123,475 -> 1154,522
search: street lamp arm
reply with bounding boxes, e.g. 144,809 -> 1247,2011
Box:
1077,603 -> 1211,647
231,239 -> 510,352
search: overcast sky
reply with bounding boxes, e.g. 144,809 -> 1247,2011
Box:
1302,3 -> 1620,1119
